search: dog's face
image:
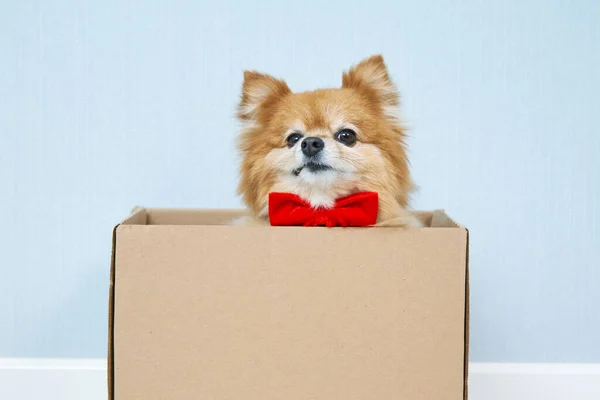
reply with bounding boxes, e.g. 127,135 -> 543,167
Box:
236,55 -> 414,222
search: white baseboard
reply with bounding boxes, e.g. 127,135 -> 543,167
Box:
1,359 -> 599,400
0,358 -> 107,400
469,363 -> 600,400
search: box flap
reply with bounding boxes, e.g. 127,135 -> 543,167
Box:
121,207 -> 148,225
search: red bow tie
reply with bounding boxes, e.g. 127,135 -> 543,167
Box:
268,192 -> 378,227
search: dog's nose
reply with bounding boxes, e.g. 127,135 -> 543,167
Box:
301,137 -> 324,157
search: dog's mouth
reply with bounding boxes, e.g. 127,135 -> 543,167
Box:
293,161 -> 333,176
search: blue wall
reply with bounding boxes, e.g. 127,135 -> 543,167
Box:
1,0 -> 599,362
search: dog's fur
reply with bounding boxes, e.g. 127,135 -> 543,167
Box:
233,55 -> 422,227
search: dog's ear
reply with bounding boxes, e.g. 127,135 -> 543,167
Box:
342,55 -> 399,111
238,71 -> 291,122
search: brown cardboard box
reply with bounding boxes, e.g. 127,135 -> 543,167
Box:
108,208 -> 469,400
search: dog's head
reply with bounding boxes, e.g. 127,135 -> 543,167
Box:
236,55 -> 414,221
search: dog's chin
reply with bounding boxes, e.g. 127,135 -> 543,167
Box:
292,161 -> 333,176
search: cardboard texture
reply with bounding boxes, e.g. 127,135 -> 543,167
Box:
108,209 -> 469,400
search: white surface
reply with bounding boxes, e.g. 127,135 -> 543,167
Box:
469,363 -> 600,400
0,359 -> 106,400
1,359 -> 599,400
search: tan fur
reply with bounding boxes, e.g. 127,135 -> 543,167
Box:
235,55 -> 422,227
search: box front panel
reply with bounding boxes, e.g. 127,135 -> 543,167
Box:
114,226 -> 467,400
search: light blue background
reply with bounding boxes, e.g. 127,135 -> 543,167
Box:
1,0 -> 599,362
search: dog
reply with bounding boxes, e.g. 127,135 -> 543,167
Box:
232,55 -> 422,228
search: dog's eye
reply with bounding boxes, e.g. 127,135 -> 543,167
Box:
286,133 -> 303,147
335,129 -> 357,146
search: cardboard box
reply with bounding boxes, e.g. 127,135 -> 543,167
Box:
108,208 -> 469,400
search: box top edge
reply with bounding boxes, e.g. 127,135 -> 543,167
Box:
117,208 -> 465,229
